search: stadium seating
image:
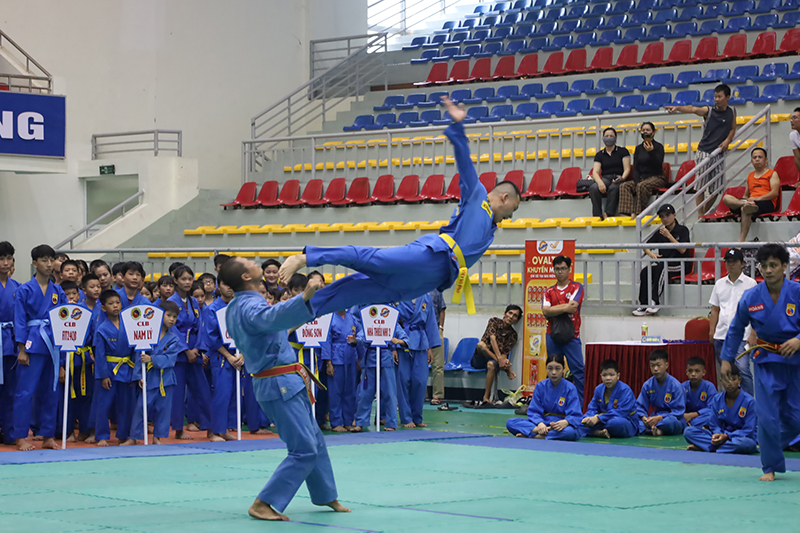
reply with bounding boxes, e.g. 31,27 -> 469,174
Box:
220,182 -> 256,209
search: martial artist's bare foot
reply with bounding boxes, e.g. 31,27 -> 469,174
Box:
332,426 -> 347,433
153,437 -> 164,445
66,433 -> 77,443
534,434 -> 546,439
41,438 -> 60,450
319,500 -> 351,513
32,434 -> 44,441
760,472 -> 776,482
186,423 -> 201,432
148,426 -> 154,434
403,422 -> 416,428
210,432 -> 237,442
515,433 -> 526,438
84,434 -> 97,444
279,254 -> 307,284
249,498 -> 289,521
251,428 -> 273,435
344,425 -> 355,431
350,426 -> 363,433
686,444 -> 703,452
16,438 -> 35,451
96,440 -> 109,447
319,424 -> 331,431
591,429 -> 611,439
76,432 -> 90,442
385,427 -> 396,431
119,439 -> 136,446
651,427 -> 663,437
174,430 -> 193,440
416,422 -> 427,427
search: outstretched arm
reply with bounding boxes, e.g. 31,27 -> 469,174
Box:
442,96 -> 479,201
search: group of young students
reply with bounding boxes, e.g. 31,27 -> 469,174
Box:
507,350 -> 758,456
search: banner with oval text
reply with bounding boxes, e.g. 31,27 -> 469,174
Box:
359,304 -> 399,346
215,306 -> 236,349
48,304 -> 93,352
121,305 -> 164,351
523,240 -> 576,389
297,313 -> 333,347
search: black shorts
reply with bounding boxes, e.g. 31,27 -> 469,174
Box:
470,347 -> 496,370
731,200 -> 776,217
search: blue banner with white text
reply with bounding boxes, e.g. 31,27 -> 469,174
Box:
0,91 -> 66,158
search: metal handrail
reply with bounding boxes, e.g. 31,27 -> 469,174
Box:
368,0 -> 470,36
0,29 -> 53,93
55,191 -> 145,250
92,130 -> 183,159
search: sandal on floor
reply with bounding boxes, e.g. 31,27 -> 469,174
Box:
437,402 -> 458,411
461,400 -> 477,408
475,400 -> 496,409
430,398 -> 442,405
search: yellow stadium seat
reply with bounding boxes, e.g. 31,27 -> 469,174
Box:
494,273 -> 524,284
284,166 -> 292,172
640,215 -> 661,226
590,217 -> 623,227
373,221 -> 405,230
737,139 -> 760,149
344,140 -> 365,147
468,273 -> 495,284
411,136 -> 434,144
144,273 -> 164,282
530,218 -> 570,228
326,223 -> 354,231
772,113 -> 790,122
247,224 -> 282,234
318,141 -> 342,150
148,253 -> 168,258
499,218 -> 540,229
232,252 -> 256,257
575,248 -> 617,255
400,221 -> 426,230
184,226 -> 216,236
186,252 -> 213,258
391,137 -> 411,145
352,222 -> 381,231
271,224 -> 307,234
618,217 -> 638,227
561,127 -> 585,136
204,226 -> 239,235
256,251 -> 282,257
280,251 -> 302,257
227,225 -> 263,235
294,223 -> 329,233
561,217 -> 601,228
574,273 -> 592,284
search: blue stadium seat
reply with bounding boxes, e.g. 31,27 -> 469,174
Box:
431,47 -> 459,62
521,11 -> 543,26
463,87 -> 495,104
785,83 -> 800,101
567,32 -> 598,48
751,14 -> 779,30
479,104 -> 514,122
343,115 -> 373,131
507,0 -> 532,13
631,0 -> 656,12
409,109 -> 442,127
475,42 -> 503,57
751,0 -> 780,13
641,24 -> 672,41
696,89 -> 715,106
522,37 -> 549,52
579,17 -> 604,33
611,75 -> 647,93
583,96 -> 616,115
777,0 -> 800,11
786,61 -> 800,80
461,106 -> 489,124
729,85 -> 760,104
564,4 -> 589,19
449,89 -> 472,104
431,111 -> 453,126
587,77 -> 621,94
488,1 -> 511,14
622,12 -> 652,27
396,93 -> 427,109
475,15 -> 499,31
507,102 -> 540,119
699,3 -> 729,19
655,0 -> 680,9
465,4 -> 489,18
671,22 -> 698,38
486,27 -> 512,42
421,35 -> 448,49
386,111 -> 418,129
675,5 -> 702,21
458,18 -> 478,30
775,12 -> 800,28
444,338 -> 479,371
701,69 -> 731,83
532,22 -> 557,37
719,16 -> 752,33
636,92 -> 673,110
728,0 -> 755,16
464,29 -> 491,44
563,79 -> 595,96
418,91 -> 448,108
432,21 -> 456,35
753,63 -> 789,81
445,32 -> 469,45
554,20 -> 581,35
543,7 -> 566,22
402,37 -> 427,51
496,13 -> 522,27
374,95 -> 405,111
509,25 -> 533,40
510,83 -> 544,100
613,0 -> 636,14
752,83 -> 791,102
542,35 -> 573,51
487,85 -> 520,102
555,98 -> 590,117
530,101 -> 565,117
653,9 -> 678,23
364,113 -> 395,131
643,73 -> 674,90
666,70 -> 702,87
618,27 -> 646,44
497,40 -> 526,55
594,29 -> 622,46
598,14 -> 627,29
696,20 -> 724,35
591,2 -> 612,15
542,81 -> 570,97
610,94 -> 644,112
454,44 -> 482,59
673,89 -> 700,106
411,50 -> 438,64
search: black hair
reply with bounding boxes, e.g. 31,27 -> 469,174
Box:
168,262 -> 185,275
267,286 -> 283,300
90,259 -> 109,274
276,288 -> 289,300
160,300 -> 180,316
172,265 -> 195,281
219,258 -> 249,292
492,180 -> 521,200
552,255 -> 571,268
546,353 -> 566,367
714,83 -> 731,97
307,270 -> 324,282
756,244 -> 790,266
99,289 -> 121,305
111,262 -> 126,276
261,259 -> 281,271
728,364 -> 741,378
794,107 -> 800,114
55,252 -> 69,261
599,359 -> 619,374
0,241 -> 15,257
60,259 -> 79,273
686,356 -> 706,368
640,121 -> 655,132
261,279 -> 271,292
198,273 -> 216,285
751,146 -> 767,158
122,261 -> 146,277
649,349 -> 669,363
81,273 -> 99,288
602,127 -> 617,137
190,281 -> 204,296
157,275 -> 175,287
60,280 -> 79,292
31,244 -> 56,261
287,273 -> 308,292
144,281 -> 157,293
213,254 -> 231,268
505,304 -> 522,317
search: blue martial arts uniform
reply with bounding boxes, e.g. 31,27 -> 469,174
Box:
681,379 -> 716,429
396,295 -> 440,425
93,319 -> 137,442
0,276 -> 20,443
636,374 -> 686,435
306,121 -> 497,318
201,298 -> 239,434
354,314 -> 408,430
226,291 -> 337,513
580,380 -> 639,438
507,378 -> 582,440
131,329 -> 180,440
168,293 -> 211,432
11,279 -> 67,440
684,389 -> 757,454
322,312 -> 358,428
721,279 -> 800,474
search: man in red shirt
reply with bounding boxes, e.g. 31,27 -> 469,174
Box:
542,255 -> 585,406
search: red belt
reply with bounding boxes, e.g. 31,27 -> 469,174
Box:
251,363 -> 326,404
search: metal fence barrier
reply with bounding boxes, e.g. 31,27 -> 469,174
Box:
91,130 -> 183,160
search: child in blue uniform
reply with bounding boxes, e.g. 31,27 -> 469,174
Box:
507,354 -> 582,440
278,97 -> 520,318
323,310 -> 359,432
721,244 -> 800,481
12,244 -> 67,451
684,365 -> 757,454
637,349 -> 686,436
0,241 -> 20,445
682,356 -> 717,429
130,301 -> 181,444
221,257 -> 349,521
396,294 -> 440,428
581,359 -> 639,438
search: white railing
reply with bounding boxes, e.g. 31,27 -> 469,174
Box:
310,34 -> 388,80
55,191 -> 145,250
369,0 -> 479,37
91,130 -> 183,159
0,29 -> 52,93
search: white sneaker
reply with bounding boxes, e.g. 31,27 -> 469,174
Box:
646,307 -> 659,315
632,307 -> 648,316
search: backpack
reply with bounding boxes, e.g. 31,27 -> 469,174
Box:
549,313 -> 575,346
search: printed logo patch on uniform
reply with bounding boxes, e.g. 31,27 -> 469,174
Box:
787,304 -> 796,317
738,406 -> 747,418
613,399 -> 618,408
481,200 -> 493,218
664,393 -> 673,403
25,340 -> 32,350
558,396 -> 565,407
700,391 -> 707,401
52,293 -> 58,304
421,302 -> 427,312
749,304 -> 765,313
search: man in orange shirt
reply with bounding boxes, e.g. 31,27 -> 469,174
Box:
722,147 -> 781,242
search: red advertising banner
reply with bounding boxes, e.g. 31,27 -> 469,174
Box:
522,240 -> 576,388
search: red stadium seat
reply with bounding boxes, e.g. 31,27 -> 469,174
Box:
720,34 -> 748,60
700,186 -> 744,221
359,174 -> 394,204
778,28 -> 800,55
640,42 -> 664,67
511,54 -> 538,78
521,169 -> 553,199
415,63 -> 448,86
564,49 -> 587,73
503,170 -> 525,192
775,156 -> 800,189
751,32 -> 777,57
540,52 -> 564,76
393,174 -> 421,203
539,167 -> 586,198
250,181 -> 279,208
773,188 -> 800,220
221,182 -> 257,209
306,177 -> 346,207
660,160 -> 696,192
613,44 -> 638,70
662,162 -> 671,183
665,40 -> 692,66
289,179 -> 322,207
404,174 -> 445,202
268,180 -> 300,207
589,47 -> 614,72
332,177 -> 371,206
430,173 -> 461,202
479,172 -> 497,192
692,37 -> 718,63
450,59 -> 476,83
685,249 -> 729,284
492,56 -> 516,80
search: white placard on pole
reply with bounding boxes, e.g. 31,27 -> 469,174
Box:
359,305 -> 399,432
296,314 -> 332,422
121,305 -> 165,446
215,306 -> 236,349
236,369 -> 242,441
217,305 -> 242,439
49,304 -> 93,449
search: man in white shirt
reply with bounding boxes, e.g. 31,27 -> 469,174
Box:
790,107 -> 800,183
708,248 -> 757,395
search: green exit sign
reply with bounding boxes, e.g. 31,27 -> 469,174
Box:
99,164 -> 115,175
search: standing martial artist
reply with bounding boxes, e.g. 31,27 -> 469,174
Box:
396,294 -> 440,428
0,241 -> 20,445
323,309 -> 359,432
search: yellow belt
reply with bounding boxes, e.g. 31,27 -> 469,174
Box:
145,362 -> 167,397
736,338 -> 784,360
69,346 -> 93,399
439,233 -> 476,315
107,356 -> 135,375
290,341 -> 305,365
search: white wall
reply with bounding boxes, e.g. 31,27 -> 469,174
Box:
0,0 -> 367,255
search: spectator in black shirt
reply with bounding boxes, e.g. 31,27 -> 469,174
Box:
618,122 -> 666,217
633,203 -> 691,316
589,127 -> 631,219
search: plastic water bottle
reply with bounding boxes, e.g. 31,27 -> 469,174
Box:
641,322 -> 649,342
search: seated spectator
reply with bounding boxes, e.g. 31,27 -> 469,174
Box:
632,203 -> 690,316
581,359 -> 639,439
470,305 -> 522,408
790,107 -> 800,184
636,349 -> 686,436
589,127 -> 631,219
618,122 -> 666,217
506,354 -> 582,441
722,147 -> 780,242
